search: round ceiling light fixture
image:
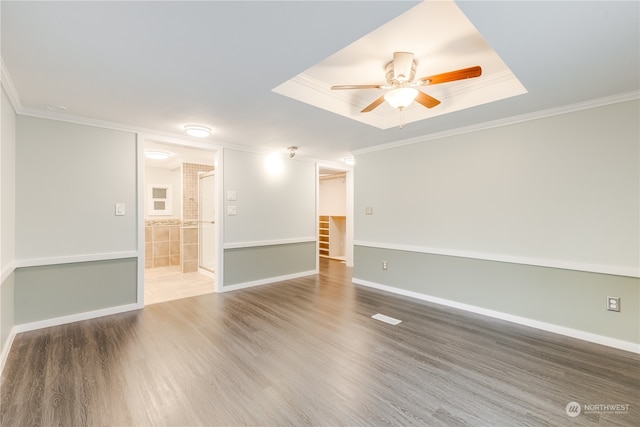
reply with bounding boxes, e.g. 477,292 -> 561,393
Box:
384,87 -> 419,110
145,150 -> 171,160
184,124 -> 212,138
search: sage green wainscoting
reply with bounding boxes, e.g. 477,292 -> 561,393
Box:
14,258 -> 138,325
354,245 -> 640,345
1,272 -> 15,353
224,242 -> 316,287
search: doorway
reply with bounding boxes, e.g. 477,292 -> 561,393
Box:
142,139 -> 216,305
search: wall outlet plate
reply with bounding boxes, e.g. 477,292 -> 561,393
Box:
607,296 -> 620,312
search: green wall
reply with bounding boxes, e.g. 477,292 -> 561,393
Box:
224,242 -> 316,287
222,148 -> 317,288
355,246 -> 639,344
353,100 -> 640,348
14,259 -> 138,324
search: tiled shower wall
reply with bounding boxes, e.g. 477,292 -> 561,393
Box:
145,219 -> 181,268
145,163 -> 214,272
181,163 -> 214,273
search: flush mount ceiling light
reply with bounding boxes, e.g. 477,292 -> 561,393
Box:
383,87 -> 419,110
184,125 -> 212,138
145,150 -> 171,160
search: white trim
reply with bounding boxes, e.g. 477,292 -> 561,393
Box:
220,270 -> 317,293
1,261 -> 16,284
0,326 -> 17,376
15,251 -> 139,268
12,303 -> 142,335
0,58 -> 22,112
353,278 -> 640,354
354,240 -> 640,278
136,134 -> 146,306
352,91 -> 640,156
223,237 -> 316,250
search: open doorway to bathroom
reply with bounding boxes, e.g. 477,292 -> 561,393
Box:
143,140 -> 216,305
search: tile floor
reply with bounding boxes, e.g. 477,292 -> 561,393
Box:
144,265 -> 215,305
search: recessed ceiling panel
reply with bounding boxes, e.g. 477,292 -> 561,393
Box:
273,0 -> 527,129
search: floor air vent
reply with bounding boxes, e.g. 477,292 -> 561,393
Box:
371,313 -> 402,325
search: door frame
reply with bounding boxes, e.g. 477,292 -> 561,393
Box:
136,133 -> 223,306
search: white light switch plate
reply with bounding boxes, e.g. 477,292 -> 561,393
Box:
227,191 -> 237,201
115,203 -> 125,216
227,205 -> 237,216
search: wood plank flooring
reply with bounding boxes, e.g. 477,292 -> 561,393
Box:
1,258 -> 638,426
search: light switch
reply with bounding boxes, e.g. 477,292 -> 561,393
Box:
115,203 -> 125,216
365,206 -> 373,215
227,205 -> 237,216
227,191 -> 237,201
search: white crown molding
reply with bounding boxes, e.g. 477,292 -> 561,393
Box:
353,90 -> 640,155
0,57 -> 23,112
354,240 -> 640,278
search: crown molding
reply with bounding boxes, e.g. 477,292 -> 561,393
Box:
353,90 -> 640,156
0,57 -> 23,112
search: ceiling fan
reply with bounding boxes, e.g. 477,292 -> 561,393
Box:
331,52 -> 482,113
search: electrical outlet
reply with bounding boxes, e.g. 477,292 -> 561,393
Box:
382,260 -> 388,270
607,296 -> 620,312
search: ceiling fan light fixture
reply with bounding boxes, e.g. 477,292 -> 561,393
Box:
384,87 -> 419,110
184,124 -> 212,138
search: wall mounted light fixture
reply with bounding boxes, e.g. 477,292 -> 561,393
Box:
287,146 -> 298,158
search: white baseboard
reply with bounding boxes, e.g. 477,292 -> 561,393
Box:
221,270 -> 317,293
0,326 -> 17,377
12,302 -> 142,335
352,277 -> 640,354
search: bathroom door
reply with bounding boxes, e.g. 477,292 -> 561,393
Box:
199,172 -> 216,273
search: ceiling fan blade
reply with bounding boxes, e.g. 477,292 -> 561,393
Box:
361,95 -> 386,113
393,52 -> 414,82
331,84 -> 383,90
415,91 -> 441,109
417,66 -> 482,85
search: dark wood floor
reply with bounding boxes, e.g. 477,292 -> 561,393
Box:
2,259 -> 638,426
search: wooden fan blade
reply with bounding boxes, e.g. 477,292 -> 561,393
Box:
418,66 -> 482,85
361,95 -> 386,113
415,91 -> 441,109
331,84 -> 383,90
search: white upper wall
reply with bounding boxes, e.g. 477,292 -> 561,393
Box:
223,149 -> 316,244
355,100 -> 640,275
15,116 -> 138,260
319,175 -> 346,216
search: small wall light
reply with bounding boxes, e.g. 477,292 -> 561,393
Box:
287,146 -> 298,158
184,124 -> 212,138
344,157 -> 355,166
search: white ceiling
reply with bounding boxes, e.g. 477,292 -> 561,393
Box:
274,0 -> 527,129
2,1 -> 638,163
